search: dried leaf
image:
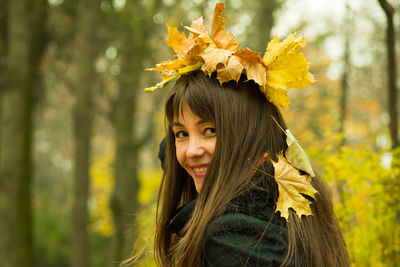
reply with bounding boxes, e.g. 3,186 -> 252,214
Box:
285,129 -> 315,177
272,154 -> 317,220
146,4 -> 314,105
216,55 -> 244,84
184,25 -> 214,48
201,46 -> 233,77
187,17 -> 208,40
211,3 -> 240,52
183,44 -> 205,65
235,48 -> 266,86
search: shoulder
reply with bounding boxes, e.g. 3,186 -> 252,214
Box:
206,212 -> 288,249
204,194 -> 290,266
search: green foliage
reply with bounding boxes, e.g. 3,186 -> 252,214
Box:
34,193 -> 70,267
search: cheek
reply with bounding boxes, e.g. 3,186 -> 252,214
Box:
206,138 -> 216,155
175,142 -> 186,166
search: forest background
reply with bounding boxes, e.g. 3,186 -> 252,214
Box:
1,0 -> 400,266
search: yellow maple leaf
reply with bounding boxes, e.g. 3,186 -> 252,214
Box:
235,48 -> 266,86
272,154 -> 317,220
263,33 -> 298,66
266,51 -> 313,90
263,33 -> 314,93
260,85 -> 290,109
211,3 -> 240,52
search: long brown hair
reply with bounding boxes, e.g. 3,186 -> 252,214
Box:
155,71 -> 349,266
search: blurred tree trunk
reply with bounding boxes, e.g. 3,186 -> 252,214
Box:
378,4 -> 400,266
0,0 -> 6,141
0,0 -> 47,266
339,2 -> 352,147
110,64 -> 140,263
110,24 -> 139,260
110,0 -> 162,263
256,0 -> 282,51
378,0 -> 398,149
71,0 -> 101,267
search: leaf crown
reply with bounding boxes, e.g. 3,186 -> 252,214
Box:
145,3 -> 315,109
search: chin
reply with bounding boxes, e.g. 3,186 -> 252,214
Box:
194,181 -> 203,193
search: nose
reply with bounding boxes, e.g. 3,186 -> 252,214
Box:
186,137 -> 205,158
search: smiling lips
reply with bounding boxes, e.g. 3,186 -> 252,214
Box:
192,164 -> 208,178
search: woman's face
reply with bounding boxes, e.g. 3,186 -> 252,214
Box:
172,103 -> 216,192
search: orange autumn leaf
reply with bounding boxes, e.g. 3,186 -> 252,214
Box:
148,59 -> 185,74
272,154 -> 317,220
211,3 -> 240,52
235,48 -> 266,86
166,25 -> 194,60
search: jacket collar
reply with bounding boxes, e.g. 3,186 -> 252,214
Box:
166,199 -> 196,237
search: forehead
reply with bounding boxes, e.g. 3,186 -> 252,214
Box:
167,84 -> 215,125
174,103 -> 201,123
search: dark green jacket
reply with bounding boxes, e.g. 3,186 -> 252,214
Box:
166,180 -> 291,266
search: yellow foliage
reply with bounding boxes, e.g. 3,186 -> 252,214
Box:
138,168 -> 163,206
89,137 -> 116,237
133,168 -> 162,266
310,146 -> 400,266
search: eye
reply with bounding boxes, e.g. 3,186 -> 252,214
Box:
204,127 -> 216,136
175,130 -> 188,139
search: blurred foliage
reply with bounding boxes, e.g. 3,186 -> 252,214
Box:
9,0 -> 398,266
310,146 -> 400,266
89,137 -> 161,266
90,136 -> 116,237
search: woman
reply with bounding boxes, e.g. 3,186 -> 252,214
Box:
146,4 -> 350,266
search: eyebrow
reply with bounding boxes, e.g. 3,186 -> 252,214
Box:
172,119 -> 212,127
